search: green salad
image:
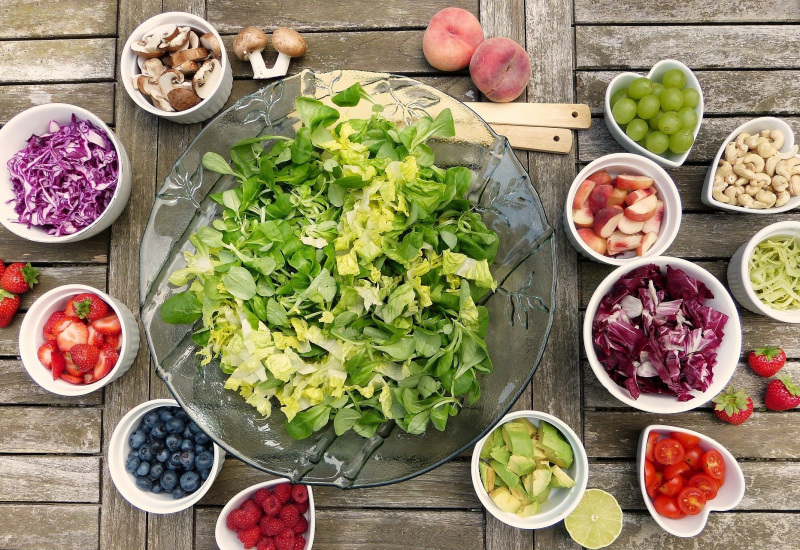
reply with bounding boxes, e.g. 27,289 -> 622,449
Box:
161,84 -> 499,439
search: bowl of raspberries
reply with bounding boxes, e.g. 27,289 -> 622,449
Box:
108,398 -> 225,513
216,479 -> 315,550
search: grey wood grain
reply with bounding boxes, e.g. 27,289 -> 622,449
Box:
0,39 -> 116,83
0,83 -> 115,125
0,407 -> 100,453
0,456 -> 100,502
575,0 -> 800,24
0,504 -> 99,550
0,360 -> 102,404
0,231 -> 108,263
0,0 -> 117,39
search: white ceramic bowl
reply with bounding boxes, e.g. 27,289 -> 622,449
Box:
604,59 -> 704,169
565,153 -> 682,265
584,257 -> 742,413
470,410 -> 589,530
637,425 -> 745,537
0,103 -> 132,243
19,284 -> 139,396
108,398 -> 225,514
727,221 -> 800,323
701,117 -> 800,214
215,479 -> 316,549
120,12 -> 233,124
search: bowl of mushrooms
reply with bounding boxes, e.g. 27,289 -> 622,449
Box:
702,117 -> 800,213
120,12 -> 233,124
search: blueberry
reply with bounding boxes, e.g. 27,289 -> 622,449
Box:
178,451 -> 195,470
150,483 -> 163,494
194,444 -> 206,456
180,439 -> 194,452
125,454 -> 141,474
199,468 -> 211,481
182,427 -> 193,439
158,409 -> 174,423
136,461 -> 150,477
156,449 -> 170,463
160,470 -> 178,491
142,411 -> 159,430
195,450 -> 214,470
171,487 -> 186,499
135,476 -> 153,491
188,421 -> 202,434
166,461 -> 180,471
179,471 -> 200,493
166,418 -> 185,435
129,430 -> 146,450
149,462 -> 164,480
138,446 -> 154,462
148,438 -> 165,453
165,434 -> 182,451
150,423 -> 168,440
175,410 -> 189,421
194,431 -> 210,445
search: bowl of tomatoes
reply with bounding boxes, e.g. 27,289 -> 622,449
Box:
638,425 -> 745,537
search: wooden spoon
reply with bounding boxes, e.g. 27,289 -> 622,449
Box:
488,124 -> 572,154
466,102 -> 591,130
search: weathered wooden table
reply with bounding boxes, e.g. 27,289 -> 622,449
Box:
1,1 -> 799,549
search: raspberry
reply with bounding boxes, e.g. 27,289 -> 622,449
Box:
296,500 -> 308,514
279,504 -> 300,528
235,506 -> 262,530
229,509 -> 246,529
225,510 -> 238,531
253,488 -> 272,507
258,538 -> 276,550
241,499 -> 263,521
273,483 -> 292,504
260,516 -> 284,537
290,484 -> 308,504
293,535 -> 306,550
237,526 -> 262,549
262,495 -> 281,516
293,516 -> 308,535
274,529 -> 295,550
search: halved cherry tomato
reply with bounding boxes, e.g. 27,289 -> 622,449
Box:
647,470 -> 663,499
645,432 -> 660,462
664,461 -> 691,480
658,475 -> 684,496
654,438 -> 685,465
688,473 -> 719,500
677,486 -> 706,515
702,449 -> 726,481
684,446 -> 704,469
645,460 -> 658,497
670,431 -> 700,450
653,494 -> 685,519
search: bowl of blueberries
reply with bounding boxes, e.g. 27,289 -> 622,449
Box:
108,398 -> 225,513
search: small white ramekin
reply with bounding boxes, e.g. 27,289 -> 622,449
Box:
19,284 -> 139,396
0,103 -> 132,243
108,398 -> 225,514
120,12 -> 233,124
604,59 -> 704,169
470,410 -> 589,530
728,221 -> 800,323
215,479 -> 316,550
565,153 -> 682,265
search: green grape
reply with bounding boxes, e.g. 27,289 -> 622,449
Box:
660,88 -> 684,111
648,110 -> 664,130
658,111 -> 682,135
682,88 -> 700,109
637,95 -> 660,120
646,131 -> 670,154
612,98 -> 637,125
669,129 -> 694,154
611,88 -> 630,106
626,118 -> 649,142
627,77 -> 653,100
662,68 -> 687,90
651,83 -> 665,98
677,107 -> 698,131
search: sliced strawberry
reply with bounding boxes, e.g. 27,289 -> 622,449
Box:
92,349 -> 115,382
51,317 -> 76,339
43,311 -> 67,340
91,314 -> 121,335
87,326 -> 105,347
56,322 -> 89,353
102,344 -> 120,368
59,373 -> 84,385
64,354 -> 82,377
51,351 -> 66,380
104,333 -> 122,351
37,340 -> 59,368
69,344 -> 101,373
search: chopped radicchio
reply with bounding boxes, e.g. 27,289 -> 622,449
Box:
592,263 -> 729,401
6,114 -> 118,236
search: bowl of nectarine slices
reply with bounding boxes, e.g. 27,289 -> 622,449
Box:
565,153 -> 682,265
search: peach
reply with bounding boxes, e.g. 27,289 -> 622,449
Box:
578,228 -> 607,255
588,184 -> 614,214
641,200 -> 664,234
616,215 -> 645,235
587,170 -> 613,185
469,37 -> 531,102
637,232 -> 658,256
572,204 -> 594,228
593,205 -> 624,238
607,187 -> 628,207
623,194 -> 658,222
572,179 -> 596,210
624,188 -> 654,206
607,231 -> 643,255
422,8 -> 485,71
616,174 -> 654,190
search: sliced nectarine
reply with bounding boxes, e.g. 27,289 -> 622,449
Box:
616,215 -> 645,235
623,194 -> 658,222
586,170 -> 612,185
578,228 -> 607,255
616,174 -> 654,190
572,204 -> 594,228
572,179 -> 596,210
636,232 -> 658,256
607,187 -> 628,207
607,230 -> 643,255
641,200 -> 664,234
588,184 -> 614,214
593,205 -> 624,238
624,188 -> 654,206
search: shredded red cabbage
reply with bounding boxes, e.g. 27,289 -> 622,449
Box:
6,114 -> 118,236
592,264 -> 729,401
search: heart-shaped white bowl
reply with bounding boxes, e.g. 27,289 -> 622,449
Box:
701,117 -> 800,214
604,59 -> 704,169
637,425 -> 745,537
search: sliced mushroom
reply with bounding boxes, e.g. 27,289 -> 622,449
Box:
158,69 -> 185,97
192,59 -> 223,99
132,75 -> 151,92
168,88 -> 203,111
200,32 -> 222,58
170,47 -> 209,66
141,57 -> 166,79
141,78 -> 175,112
188,31 -> 200,49
174,60 -> 200,76
162,26 -> 191,51
131,37 -> 163,59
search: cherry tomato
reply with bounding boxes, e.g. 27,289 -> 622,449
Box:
645,432 -> 659,462
646,470 -> 663,499
702,449 -> 726,480
684,446 -> 704,469
654,438 -> 685,465
687,473 -> 718,500
658,475 -> 684,496
670,431 -> 700,450
677,487 -> 707,515
653,494 -> 685,519
664,461 -> 690,480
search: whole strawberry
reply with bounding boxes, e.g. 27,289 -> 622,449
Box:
0,291 -> 21,328
0,262 -> 38,294
748,346 -> 786,377
712,385 -> 753,425
765,375 -> 800,411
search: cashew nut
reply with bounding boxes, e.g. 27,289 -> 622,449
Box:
766,154 -> 781,177
776,157 -> 800,180
777,144 -> 799,159
790,174 -> 800,196
742,153 -> 766,173
724,142 -> 739,164
772,174 -> 789,192
751,200 -> 770,209
776,191 -> 791,207
713,188 -> 731,203
770,130 -> 785,151
757,140 -> 778,158
734,177 -> 748,187
752,172 -> 771,187
755,189 -> 777,207
735,132 -> 750,149
744,134 -> 761,149
733,163 -> 757,180
761,129 -> 771,139
738,193 -> 754,207
745,184 -> 760,195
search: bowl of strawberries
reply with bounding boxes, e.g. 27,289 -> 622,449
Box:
19,283 -> 140,395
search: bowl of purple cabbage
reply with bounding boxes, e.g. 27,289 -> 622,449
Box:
0,103 -> 131,243
583,257 -> 741,413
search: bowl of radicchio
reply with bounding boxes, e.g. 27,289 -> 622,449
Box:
583,257 -> 741,413
0,103 -> 132,243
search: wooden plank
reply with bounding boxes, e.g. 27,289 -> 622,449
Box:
18,266 -> 107,311
0,360 -> 102,405
0,0 -> 117,39
0,83 -> 115,125
0,407 -> 101,453
584,410 -> 800,459
0,456 -> 100,503
0,39 -> 116,84
576,25 -> 800,70
208,0 -> 478,32
195,507 -> 484,550
575,0 -> 800,24
0,504 -> 99,550
0,231 -> 108,264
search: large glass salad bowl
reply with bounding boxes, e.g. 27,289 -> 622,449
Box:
139,70 -> 556,488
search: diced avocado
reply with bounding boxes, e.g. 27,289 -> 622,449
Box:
510,485 -> 531,504
480,438 -> 494,460
523,473 -> 533,496
532,444 -> 547,461
489,487 -> 521,514
489,459 -> 519,489
491,428 -> 505,449
494,473 -> 508,488
515,418 -> 538,437
480,461 -> 496,493
539,421 -> 574,469
501,424 -> 513,448
517,501 -> 540,517
536,459 -> 551,470
507,455 -> 537,476
549,464 -> 576,489
531,467 -> 552,497
490,446 -> 511,465
535,486 -> 551,504
504,422 -> 534,457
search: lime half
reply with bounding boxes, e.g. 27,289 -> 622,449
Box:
564,489 -> 623,549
